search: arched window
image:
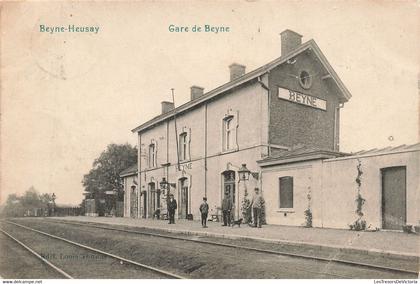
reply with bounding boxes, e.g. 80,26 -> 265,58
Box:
148,143 -> 156,168
223,115 -> 235,151
222,170 -> 236,203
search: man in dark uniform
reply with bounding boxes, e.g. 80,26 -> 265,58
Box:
221,191 -> 233,226
199,197 -> 209,228
167,194 -> 177,224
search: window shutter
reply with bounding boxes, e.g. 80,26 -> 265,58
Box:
233,111 -> 239,149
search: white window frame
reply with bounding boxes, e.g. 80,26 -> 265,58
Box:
148,143 -> 156,168
179,132 -> 188,161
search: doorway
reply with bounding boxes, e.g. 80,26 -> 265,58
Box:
222,170 -> 236,219
130,186 -> 137,218
148,182 -> 156,217
142,191 -> 147,218
381,166 -> 406,230
179,178 -> 188,219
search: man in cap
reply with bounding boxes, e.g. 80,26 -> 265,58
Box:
167,194 -> 177,224
199,197 -> 209,228
250,187 -> 264,228
221,191 -> 233,226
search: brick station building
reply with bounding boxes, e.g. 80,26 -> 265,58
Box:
121,29 -> 419,230
124,29 -> 350,220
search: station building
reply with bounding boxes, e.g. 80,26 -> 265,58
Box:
121,29 -> 419,230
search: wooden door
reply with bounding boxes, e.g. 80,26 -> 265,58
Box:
179,178 -> 188,219
381,167 -> 406,230
143,191 -> 147,218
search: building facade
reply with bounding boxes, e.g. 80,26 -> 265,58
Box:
125,29 -> 352,222
120,164 -> 138,218
259,144 -> 419,229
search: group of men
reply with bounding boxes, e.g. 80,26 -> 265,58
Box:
220,187 -> 264,228
165,187 -> 265,228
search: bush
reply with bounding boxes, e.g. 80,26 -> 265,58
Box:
350,159 -> 367,231
349,218 -> 366,231
241,188 -> 252,224
304,208 -> 312,228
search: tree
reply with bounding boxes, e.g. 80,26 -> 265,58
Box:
82,143 -> 137,214
21,186 -> 43,209
2,193 -> 24,217
1,187 -> 53,217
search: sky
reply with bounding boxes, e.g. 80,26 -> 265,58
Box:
1,1 -> 418,205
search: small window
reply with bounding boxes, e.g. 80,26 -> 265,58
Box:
299,70 -> 312,89
148,143 -> 156,168
179,132 -> 188,161
279,176 -> 293,208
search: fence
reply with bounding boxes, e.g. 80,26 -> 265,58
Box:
55,206 -> 82,216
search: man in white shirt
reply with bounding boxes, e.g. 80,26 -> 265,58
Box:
250,187 -> 264,228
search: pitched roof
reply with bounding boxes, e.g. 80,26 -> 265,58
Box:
257,146 -> 348,167
132,39 -> 352,133
120,163 -> 138,177
349,143 -> 420,157
258,143 -> 420,167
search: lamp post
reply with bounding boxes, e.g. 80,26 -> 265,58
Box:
160,177 -> 169,203
159,177 -> 176,201
51,193 -> 56,216
160,177 -> 176,220
238,164 -> 251,181
237,164 -> 251,218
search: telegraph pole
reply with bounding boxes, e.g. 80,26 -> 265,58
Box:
171,88 -> 181,171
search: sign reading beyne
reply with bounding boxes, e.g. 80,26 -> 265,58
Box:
278,87 -> 327,111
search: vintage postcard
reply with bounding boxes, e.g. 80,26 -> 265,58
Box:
0,1 -> 419,282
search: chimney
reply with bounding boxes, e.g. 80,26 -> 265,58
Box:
280,29 -> 302,56
190,85 -> 204,100
229,63 -> 246,81
161,101 -> 174,114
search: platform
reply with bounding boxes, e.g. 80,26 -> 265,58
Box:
52,216 -> 420,261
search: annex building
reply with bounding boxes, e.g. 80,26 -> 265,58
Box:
121,29 -> 419,231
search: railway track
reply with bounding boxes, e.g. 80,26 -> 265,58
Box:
39,218 -> 418,277
0,228 -> 73,279
1,221 -> 184,279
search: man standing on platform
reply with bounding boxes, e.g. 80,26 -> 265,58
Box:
167,194 -> 177,224
199,197 -> 209,228
221,191 -> 233,226
250,187 -> 264,228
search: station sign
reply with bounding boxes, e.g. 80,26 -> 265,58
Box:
180,162 -> 192,170
278,87 -> 326,111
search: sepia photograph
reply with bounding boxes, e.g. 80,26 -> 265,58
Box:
0,0 -> 419,282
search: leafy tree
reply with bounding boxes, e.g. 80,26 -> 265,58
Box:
1,187 -> 53,217
82,143 -> 137,214
21,186 -> 43,208
2,194 -> 24,217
